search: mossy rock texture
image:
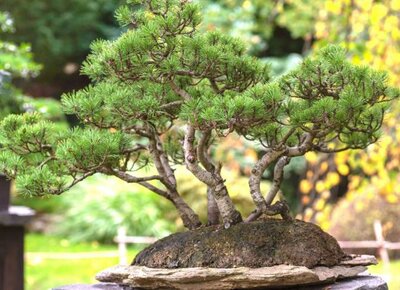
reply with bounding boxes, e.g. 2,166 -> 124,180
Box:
133,219 -> 347,269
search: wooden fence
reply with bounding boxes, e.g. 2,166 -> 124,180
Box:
115,220 -> 400,266
114,227 -> 159,265
338,220 -> 400,266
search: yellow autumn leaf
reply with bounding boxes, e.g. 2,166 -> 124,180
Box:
391,0 -> 400,11
326,0 -> 342,14
357,0 -> 373,11
314,199 -> 325,211
300,180 -> 312,194
363,50 -> 373,63
337,164 -> 350,176
320,161 -> 329,173
316,180 -> 325,193
386,194 -> 399,204
327,172 -> 340,187
305,151 -> 318,165
370,4 -> 388,24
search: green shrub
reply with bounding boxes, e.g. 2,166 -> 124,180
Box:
54,175 -> 176,243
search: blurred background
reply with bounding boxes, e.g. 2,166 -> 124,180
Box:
1,0 -> 400,289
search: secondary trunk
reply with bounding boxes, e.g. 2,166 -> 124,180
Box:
169,190 -> 202,230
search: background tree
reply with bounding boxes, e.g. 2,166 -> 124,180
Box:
0,0 -> 397,230
298,0 -> 400,229
0,11 -> 42,118
0,0 -> 125,99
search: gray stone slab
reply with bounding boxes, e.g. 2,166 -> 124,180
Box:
293,275 -> 388,290
0,206 -> 35,226
53,283 -> 132,290
53,275 -> 388,290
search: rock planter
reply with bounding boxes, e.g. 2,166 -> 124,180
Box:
95,220 -> 381,289
96,255 -> 378,289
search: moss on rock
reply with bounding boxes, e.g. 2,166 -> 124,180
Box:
133,219 -> 347,269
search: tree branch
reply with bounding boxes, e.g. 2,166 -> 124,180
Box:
197,130 -> 221,225
183,125 -> 215,184
100,167 -> 163,183
169,80 -> 192,101
287,132 -> 314,156
248,149 -> 284,212
56,171 -> 97,195
265,156 -> 291,205
197,129 -> 214,171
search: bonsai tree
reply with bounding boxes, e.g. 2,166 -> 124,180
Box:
0,0 -> 398,231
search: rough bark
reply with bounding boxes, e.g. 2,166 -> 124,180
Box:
246,133 -> 315,222
184,125 -> 242,227
206,187 -> 220,225
265,156 -> 291,205
143,126 -> 202,230
168,190 -> 202,230
197,130 -> 220,225
248,150 -> 284,212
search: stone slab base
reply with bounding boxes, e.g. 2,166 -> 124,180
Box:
53,275 -> 388,290
94,255 -> 377,290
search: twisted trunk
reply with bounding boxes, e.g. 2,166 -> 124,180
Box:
184,125 -> 242,227
146,125 -> 201,229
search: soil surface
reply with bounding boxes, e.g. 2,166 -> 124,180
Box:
132,219 -> 348,268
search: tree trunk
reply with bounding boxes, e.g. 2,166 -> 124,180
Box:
207,187 -> 220,225
184,126 -> 242,227
169,190 -> 202,230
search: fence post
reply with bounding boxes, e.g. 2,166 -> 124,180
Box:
117,227 -> 128,265
0,175 -> 34,290
373,220 -> 390,265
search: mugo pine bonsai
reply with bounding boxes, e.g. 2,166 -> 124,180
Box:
0,0 -> 398,230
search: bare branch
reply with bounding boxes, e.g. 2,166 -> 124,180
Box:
56,171 -> 97,195
160,101 -> 184,110
169,80 -> 192,101
197,129 -> 215,171
122,144 -> 146,154
287,132 -> 314,156
100,167 -> 163,183
183,125 -> 215,184
38,156 -> 56,169
313,144 -> 352,153
138,181 -> 169,198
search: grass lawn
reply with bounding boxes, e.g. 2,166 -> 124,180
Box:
25,234 -> 141,290
369,260 -> 400,290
